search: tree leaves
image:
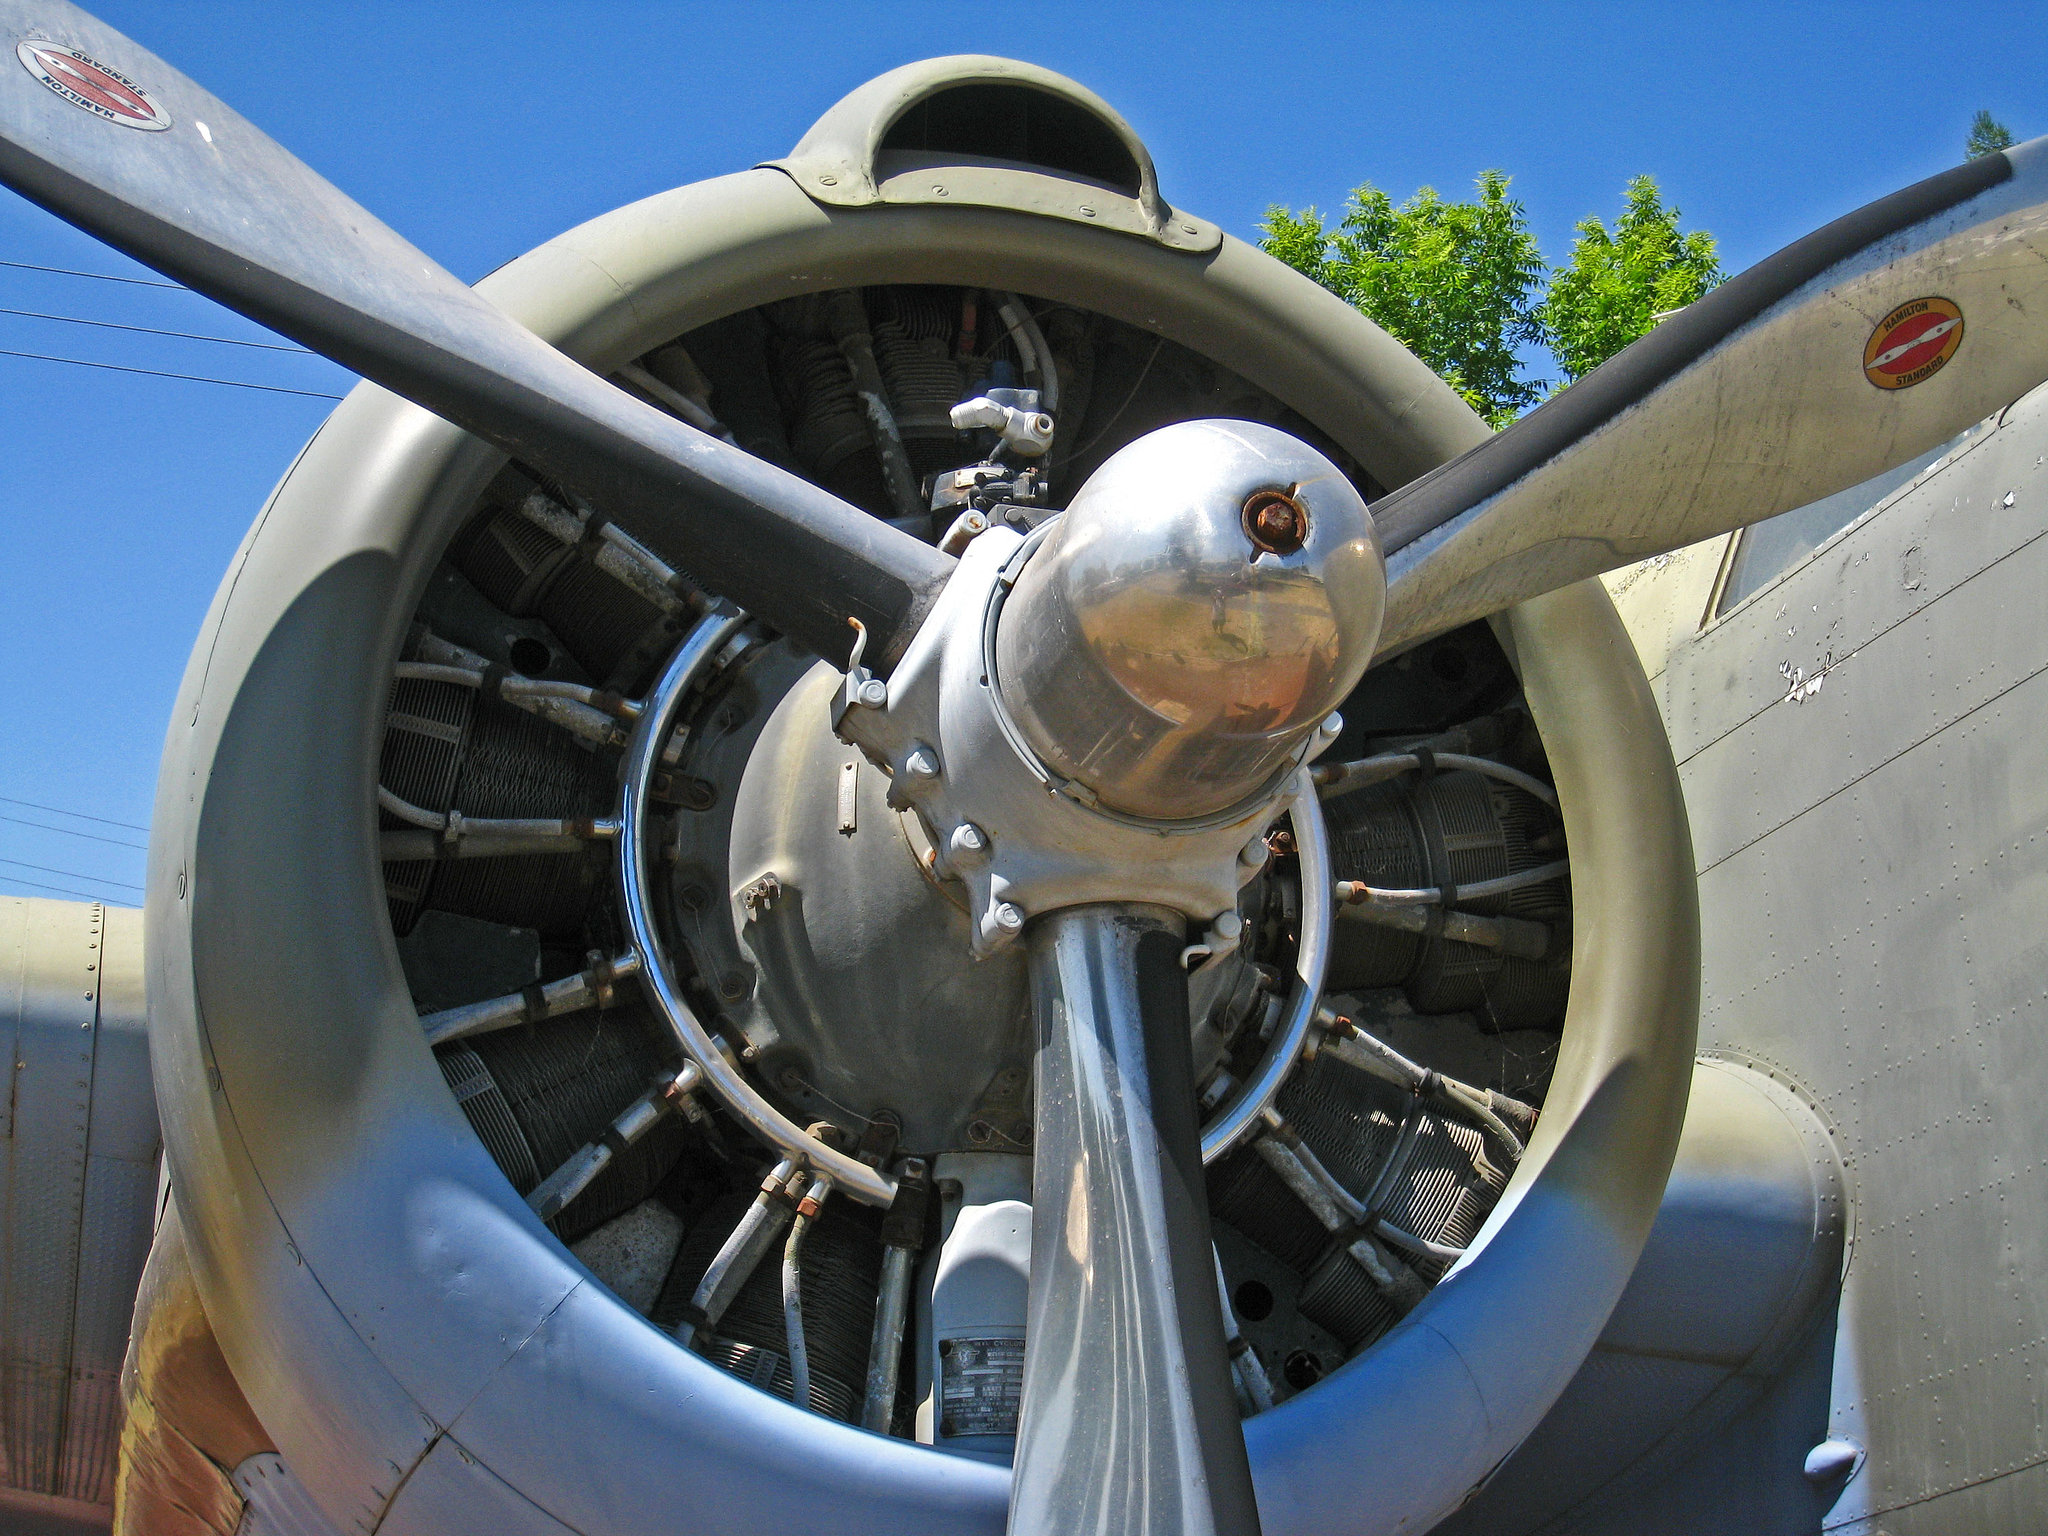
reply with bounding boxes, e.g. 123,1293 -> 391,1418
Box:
1540,175 -> 1722,386
1261,173 -> 1545,428
1260,172 -> 1720,423
1967,110 -> 2016,160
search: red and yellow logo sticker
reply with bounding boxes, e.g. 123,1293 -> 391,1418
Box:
1863,297 -> 1963,390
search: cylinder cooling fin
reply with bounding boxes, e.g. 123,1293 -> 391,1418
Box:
146,123 -> 1697,1536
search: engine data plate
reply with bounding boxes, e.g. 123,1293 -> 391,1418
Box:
939,1336 -> 1025,1438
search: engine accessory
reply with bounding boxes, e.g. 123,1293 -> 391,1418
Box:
826,289 -> 924,525
783,1171 -> 834,1412
919,1154 -> 1033,1458
525,1063 -> 703,1222
435,1005 -> 691,1242
673,1158 -> 800,1348
379,661 -> 620,939
658,1187 -> 885,1422
1323,766 -> 1570,1027
447,469 -> 697,691
863,1165 -> 932,1433
1215,1249 -> 1276,1415
419,950 -> 642,1047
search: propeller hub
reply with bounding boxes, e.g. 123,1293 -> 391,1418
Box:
994,420 -> 1385,821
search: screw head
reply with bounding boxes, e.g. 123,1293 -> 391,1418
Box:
1243,489 -> 1308,555
857,677 -> 888,708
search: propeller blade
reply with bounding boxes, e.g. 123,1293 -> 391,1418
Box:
1013,906 -> 1259,1536
0,5 -> 951,670
1374,138 -> 2048,654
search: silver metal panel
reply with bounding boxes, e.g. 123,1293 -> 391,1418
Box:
233,1453 -> 347,1536
1653,394 -> 2048,766
0,898 -> 98,1498
60,904 -> 152,1508
1649,381 -> 2048,1534
0,900 -> 157,1515
373,1438 -> 574,1536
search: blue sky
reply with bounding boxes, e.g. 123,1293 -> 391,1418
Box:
0,0 -> 2040,906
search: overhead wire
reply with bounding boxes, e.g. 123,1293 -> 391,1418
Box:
0,256 -> 187,289
0,812 -> 148,851
0,855 -> 142,892
0,303 -> 314,352
0,794 -> 147,832
0,346 -> 346,399
0,870 -> 134,903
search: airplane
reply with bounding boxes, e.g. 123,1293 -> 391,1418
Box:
0,4 -> 2044,1534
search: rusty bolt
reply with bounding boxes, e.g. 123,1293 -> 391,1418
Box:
1242,489 -> 1308,556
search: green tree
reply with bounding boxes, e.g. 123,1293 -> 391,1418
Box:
1538,175 -> 1722,385
1261,172 -> 1546,427
1967,110 -> 2016,159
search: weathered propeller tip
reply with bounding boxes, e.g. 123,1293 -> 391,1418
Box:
994,419 -> 1386,821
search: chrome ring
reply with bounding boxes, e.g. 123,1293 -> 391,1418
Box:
1198,767 -> 1332,1163
617,611 -> 898,1208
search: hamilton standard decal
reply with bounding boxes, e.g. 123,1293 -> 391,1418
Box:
1863,297 -> 1963,390
15,40 -> 171,130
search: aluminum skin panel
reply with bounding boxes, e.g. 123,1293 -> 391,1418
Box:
1627,380 -> 2048,1533
0,899 -> 156,1517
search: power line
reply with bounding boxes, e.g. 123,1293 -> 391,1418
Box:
0,346 -> 346,400
0,855 -> 143,892
0,256 -> 186,290
0,794 -> 147,833
0,813 -> 148,851
0,870 -> 133,904
0,303 -> 313,353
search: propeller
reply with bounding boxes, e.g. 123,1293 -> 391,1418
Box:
0,3 -> 951,672
9,5 -> 2048,1535
1373,138 -> 2048,654
1014,906 -> 1258,1536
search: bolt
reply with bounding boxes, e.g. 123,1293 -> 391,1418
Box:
858,677 -> 888,708
1239,837 -> 1269,870
1242,489 -> 1308,556
1212,911 -> 1246,943
905,745 -> 942,780
719,971 -> 751,1002
967,1120 -> 993,1144
991,902 -> 1025,934
950,822 -> 989,859
1318,711 -> 1344,741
